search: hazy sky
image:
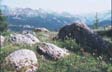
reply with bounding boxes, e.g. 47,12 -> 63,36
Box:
1,0 -> 111,14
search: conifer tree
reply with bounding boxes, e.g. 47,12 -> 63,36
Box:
0,9 -> 7,33
93,12 -> 99,29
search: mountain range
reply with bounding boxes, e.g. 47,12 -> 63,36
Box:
0,5 -> 111,31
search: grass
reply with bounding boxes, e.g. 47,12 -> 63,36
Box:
0,31 -> 112,72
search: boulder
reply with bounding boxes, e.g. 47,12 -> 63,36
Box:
0,35 -> 5,47
57,22 -> 112,57
5,49 -> 38,72
34,28 -> 49,32
37,42 -> 69,60
10,33 -> 40,45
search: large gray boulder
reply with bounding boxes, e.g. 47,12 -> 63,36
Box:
10,33 -> 40,45
0,35 -> 5,47
57,22 -> 112,57
38,42 -> 69,60
5,49 -> 38,72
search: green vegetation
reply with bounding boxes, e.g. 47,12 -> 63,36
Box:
0,31 -> 112,72
53,39 -> 81,53
0,10 -> 8,33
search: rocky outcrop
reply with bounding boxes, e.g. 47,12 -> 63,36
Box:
58,22 -> 93,40
0,35 -> 5,47
5,49 -> 38,72
34,28 -> 49,32
37,42 -> 69,60
10,33 -> 40,45
57,22 -> 112,57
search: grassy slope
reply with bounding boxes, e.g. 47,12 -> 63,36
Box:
0,31 -> 112,72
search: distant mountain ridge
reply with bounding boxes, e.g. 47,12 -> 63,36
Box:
0,5 -> 111,31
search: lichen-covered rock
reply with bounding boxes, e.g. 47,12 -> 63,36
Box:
5,49 -> 38,72
0,35 -> 5,47
57,22 -> 112,57
10,33 -> 40,45
38,42 -> 69,60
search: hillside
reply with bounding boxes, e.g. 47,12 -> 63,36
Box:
0,0 -> 112,72
0,26 -> 112,72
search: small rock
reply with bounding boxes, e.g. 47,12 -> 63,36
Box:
38,42 -> 69,60
5,49 -> 38,72
34,28 -> 49,32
